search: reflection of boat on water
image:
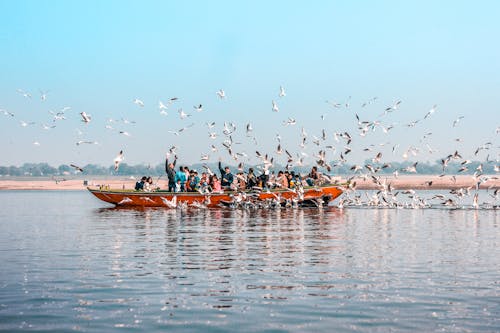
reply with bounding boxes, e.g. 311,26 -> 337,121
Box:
87,185 -> 343,208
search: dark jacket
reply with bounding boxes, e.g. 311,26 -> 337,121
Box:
165,158 -> 177,182
218,161 -> 234,187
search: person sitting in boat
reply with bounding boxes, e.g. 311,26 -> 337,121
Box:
143,176 -> 154,191
175,166 -> 187,192
218,160 -> 234,189
306,166 -> 319,186
210,174 -> 222,192
165,154 -> 177,192
276,170 -> 288,188
246,168 -> 258,189
199,172 -> 210,193
187,170 -> 200,192
135,176 -> 147,191
259,169 -> 270,189
236,172 -> 247,190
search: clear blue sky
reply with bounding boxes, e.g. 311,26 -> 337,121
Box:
0,1 -> 499,169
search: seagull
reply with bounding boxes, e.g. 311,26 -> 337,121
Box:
206,121 -> 216,129
20,120 -> 35,127
372,152 -> 382,163
424,104 -> 437,119
133,98 -> 144,107
283,117 -> 296,126
17,89 -> 32,98
279,86 -> 286,97
49,111 -> 66,122
39,90 -> 49,101
200,153 -> 210,161
1,109 -> 14,117
216,89 -> 226,99
193,104 -> 203,112
178,109 -> 191,119
402,162 -> 418,173
381,100 -> 402,116
453,116 -> 464,127
272,100 -> 279,112
119,131 -> 131,137
76,140 -> 98,145
114,150 -> 124,171
41,123 -> 56,130
80,112 -> 91,123
246,123 -> 253,135
70,164 -> 84,172
159,100 -> 168,110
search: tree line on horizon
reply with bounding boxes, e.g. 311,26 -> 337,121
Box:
0,160 -> 496,177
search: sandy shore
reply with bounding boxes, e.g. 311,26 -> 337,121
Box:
0,175 -> 498,191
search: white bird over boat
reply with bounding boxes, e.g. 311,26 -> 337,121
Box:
114,150 -> 124,171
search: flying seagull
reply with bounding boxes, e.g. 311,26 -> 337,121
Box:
133,98 -> 144,107
70,164 -> 84,172
80,112 -> 91,123
114,150 -> 124,171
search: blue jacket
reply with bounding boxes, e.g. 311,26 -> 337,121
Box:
175,171 -> 186,184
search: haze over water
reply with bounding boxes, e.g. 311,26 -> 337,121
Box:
1,191 -> 499,332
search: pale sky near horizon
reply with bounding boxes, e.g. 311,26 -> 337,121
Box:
0,1 -> 499,169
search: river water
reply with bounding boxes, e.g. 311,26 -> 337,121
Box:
0,190 -> 499,332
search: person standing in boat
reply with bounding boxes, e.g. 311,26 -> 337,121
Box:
175,166 -> 187,192
218,159 -> 234,189
165,154 -> 177,192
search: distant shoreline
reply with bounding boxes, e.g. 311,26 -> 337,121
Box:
0,175 -> 498,191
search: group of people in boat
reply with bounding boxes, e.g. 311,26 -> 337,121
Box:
135,155 -> 323,193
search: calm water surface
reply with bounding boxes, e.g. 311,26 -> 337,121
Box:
0,191 -> 499,332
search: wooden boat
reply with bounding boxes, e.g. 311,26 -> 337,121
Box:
87,185 -> 343,208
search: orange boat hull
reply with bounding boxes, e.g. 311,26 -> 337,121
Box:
87,185 -> 343,208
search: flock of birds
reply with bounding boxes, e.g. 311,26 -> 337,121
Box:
2,87 -> 499,210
